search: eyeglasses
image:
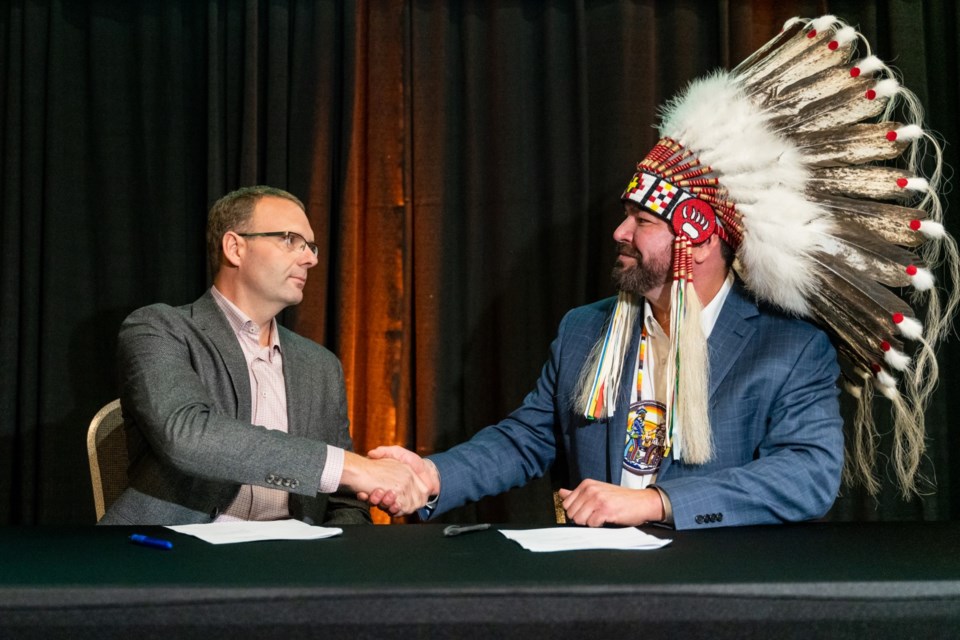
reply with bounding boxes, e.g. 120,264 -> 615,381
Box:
237,231 -> 319,257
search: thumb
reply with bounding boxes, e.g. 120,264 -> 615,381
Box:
367,446 -> 388,459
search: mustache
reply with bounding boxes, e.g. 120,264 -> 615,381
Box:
617,244 -> 642,260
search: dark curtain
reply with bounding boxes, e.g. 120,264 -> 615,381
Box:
2,0 -> 958,526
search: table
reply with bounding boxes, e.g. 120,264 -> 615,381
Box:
2,521 -> 959,638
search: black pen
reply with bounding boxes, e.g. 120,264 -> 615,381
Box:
129,533 -> 174,550
443,523 -> 491,537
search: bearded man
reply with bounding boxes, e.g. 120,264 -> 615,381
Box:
359,14 -> 957,529
362,192 -> 844,529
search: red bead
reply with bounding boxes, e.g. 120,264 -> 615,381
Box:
886,131 -> 898,141
850,67 -> 861,77
865,89 -> 877,100
807,29 -> 817,38
880,341 -> 891,352
893,313 -> 905,324
896,177 -> 909,188
871,363 -> 882,373
828,40 -> 839,50
909,219 -> 922,231
906,265 -> 918,276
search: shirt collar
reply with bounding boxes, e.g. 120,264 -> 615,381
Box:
642,272 -> 734,339
210,286 -> 282,351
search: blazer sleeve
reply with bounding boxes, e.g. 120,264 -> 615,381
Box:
655,328 -> 844,529
422,316 -> 573,518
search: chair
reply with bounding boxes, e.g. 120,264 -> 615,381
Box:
86,399 -> 128,521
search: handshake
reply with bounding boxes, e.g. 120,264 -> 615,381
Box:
341,446 -> 439,516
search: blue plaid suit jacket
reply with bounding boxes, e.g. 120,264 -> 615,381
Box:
427,281 -> 844,529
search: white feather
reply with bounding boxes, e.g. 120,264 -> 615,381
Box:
854,56 -> 886,76
904,177 -> 929,192
737,191 -> 831,316
919,220 -> 945,239
873,78 -> 900,99
910,267 -> 935,290
896,315 -> 924,339
832,26 -> 857,46
884,346 -> 911,371
878,382 -> 901,400
810,15 -> 838,33
876,369 -> 898,389
895,124 -> 924,141
782,17 -> 804,30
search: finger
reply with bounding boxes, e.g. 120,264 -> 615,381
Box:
560,486 -> 582,513
587,512 -> 606,528
368,445 -> 404,460
379,490 -> 398,508
367,488 -> 386,505
357,491 -> 369,502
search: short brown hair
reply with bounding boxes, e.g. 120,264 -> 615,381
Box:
206,185 -> 305,275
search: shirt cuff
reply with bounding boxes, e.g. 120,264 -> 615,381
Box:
422,457 -> 441,512
318,445 -> 345,494
652,485 -> 674,526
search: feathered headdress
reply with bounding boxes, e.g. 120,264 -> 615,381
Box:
581,15 -> 958,496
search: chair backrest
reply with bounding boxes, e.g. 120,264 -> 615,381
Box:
86,399 -> 128,521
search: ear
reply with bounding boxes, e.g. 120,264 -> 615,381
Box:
691,234 -> 721,265
221,231 -> 244,269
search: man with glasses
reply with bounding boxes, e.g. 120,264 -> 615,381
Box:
100,186 -> 427,525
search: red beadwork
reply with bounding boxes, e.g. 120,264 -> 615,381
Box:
807,29 -> 817,38
906,265 -> 918,276
909,219 -> 922,231
673,166 -> 711,182
678,177 -> 720,188
865,89 -> 877,100
886,131 -> 898,141
880,341 -> 891,352
870,363 -> 881,373
828,40 -> 839,50
893,313 -> 904,324
850,67 -> 861,77
896,178 -> 908,188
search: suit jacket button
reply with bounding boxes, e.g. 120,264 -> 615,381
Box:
291,479 -> 300,489
282,478 -> 291,487
266,474 -> 276,484
695,515 -> 704,524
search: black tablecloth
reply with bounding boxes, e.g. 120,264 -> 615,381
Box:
2,521 -> 958,638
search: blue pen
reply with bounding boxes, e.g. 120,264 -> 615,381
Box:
129,534 -> 174,550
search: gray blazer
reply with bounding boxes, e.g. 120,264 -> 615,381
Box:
100,291 -> 370,525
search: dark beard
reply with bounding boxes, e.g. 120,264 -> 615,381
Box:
611,246 -> 671,295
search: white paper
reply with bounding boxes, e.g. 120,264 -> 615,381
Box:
499,527 -> 671,552
165,519 -> 343,545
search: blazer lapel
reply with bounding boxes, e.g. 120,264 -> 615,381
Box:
657,281 -> 758,479
278,327 -> 308,437
192,291 -> 252,422
706,281 -> 759,398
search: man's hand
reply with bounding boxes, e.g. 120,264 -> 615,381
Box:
358,446 -> 440,516
558,480 -> 664,527
340,451 -> 429,516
